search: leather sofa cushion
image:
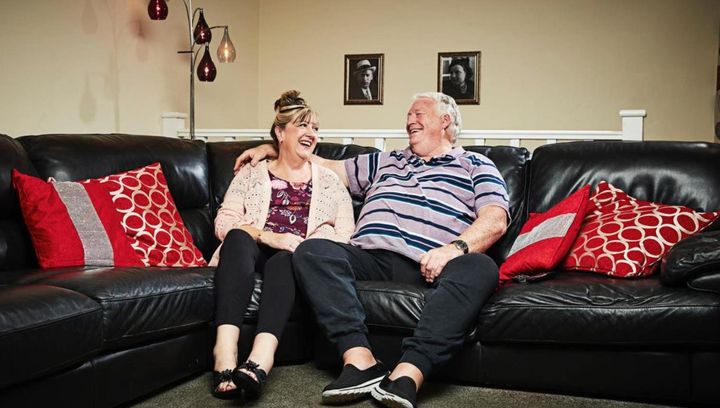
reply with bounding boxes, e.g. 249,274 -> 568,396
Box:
478,272 -> 720,346
357,281 -> 425,331
0,134 -> 38,271
25,267 -> 215,349
354,281 -> 477,341
661,230 -> 720,287
0,284 -> 102,388
689,273 -> 720,295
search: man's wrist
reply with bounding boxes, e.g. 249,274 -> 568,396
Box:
450,239 -> 469,254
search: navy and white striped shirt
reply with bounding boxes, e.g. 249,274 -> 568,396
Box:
345,147 -> 509,262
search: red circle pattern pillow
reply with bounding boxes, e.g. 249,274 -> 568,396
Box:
562,181 -> 719,278
93,163 -> 207,267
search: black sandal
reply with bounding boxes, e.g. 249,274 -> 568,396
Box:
233,360 -> 268,399
212,368 -> 242,399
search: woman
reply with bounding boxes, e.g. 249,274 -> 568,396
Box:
442,58 -> 474,100
210,90 -> 355,399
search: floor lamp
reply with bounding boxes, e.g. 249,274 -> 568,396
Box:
148,0 -> 236,140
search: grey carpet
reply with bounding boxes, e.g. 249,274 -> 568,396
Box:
129,363 -> 675,407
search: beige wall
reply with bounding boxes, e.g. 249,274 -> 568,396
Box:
258,0 -> 720,142
0,0 -> 718,142
0,0 -> 258,137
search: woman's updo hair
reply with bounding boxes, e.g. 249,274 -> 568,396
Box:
269,90 -> 318,146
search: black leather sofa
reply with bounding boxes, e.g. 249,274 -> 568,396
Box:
1,133 -> 719,407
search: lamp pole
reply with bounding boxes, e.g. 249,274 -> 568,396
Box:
148,0 -> 235,140
180,0 -> 197,140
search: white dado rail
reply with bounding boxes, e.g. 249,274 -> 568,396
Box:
162,110 -> 646,150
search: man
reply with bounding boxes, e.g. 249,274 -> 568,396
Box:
348,59 -> 377,101
235,92 -> 508,408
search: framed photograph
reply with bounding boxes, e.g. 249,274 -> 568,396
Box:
344,53 -> 384,105
437,51 -> 480,105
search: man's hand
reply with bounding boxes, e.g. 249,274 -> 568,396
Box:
419,244 -> 464,283
259,231 -> 304,253
234,144 -> 278,173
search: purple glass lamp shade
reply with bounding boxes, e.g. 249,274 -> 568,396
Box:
197,45 -> 217,82
193,9 -> 212,44
147,0 -> 168,20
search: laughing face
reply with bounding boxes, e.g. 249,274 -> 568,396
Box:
276,115 -> 319,161
405,98 -> 451,158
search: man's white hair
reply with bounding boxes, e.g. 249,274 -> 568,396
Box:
412,92 -> 462,143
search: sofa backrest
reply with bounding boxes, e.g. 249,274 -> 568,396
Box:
527,141 -> 720,214
0,134 -> 38,271
464,146 -> 531,264
17,134 -> 216,261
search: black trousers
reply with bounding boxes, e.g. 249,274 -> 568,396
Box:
292,239 -> 498,377
214,229 -> 295,340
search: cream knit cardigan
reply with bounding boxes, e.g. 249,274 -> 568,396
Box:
209,160 -> 355,266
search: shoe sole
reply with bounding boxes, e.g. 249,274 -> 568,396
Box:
371,385 -> 415,408
321,375 -> 386,404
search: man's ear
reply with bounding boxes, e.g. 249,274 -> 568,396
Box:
441,113 -> 452,130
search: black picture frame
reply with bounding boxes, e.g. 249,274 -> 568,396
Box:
344,53 -> 384,105
437,51 -> 480,105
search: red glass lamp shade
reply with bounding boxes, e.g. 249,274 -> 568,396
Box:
197,45 -> 217,82
193,9 -> 212,44
147,0 -> 168,20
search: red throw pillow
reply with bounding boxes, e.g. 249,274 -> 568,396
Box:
92,163 -> 207,267
12,170 -> 143,268
499,185 -> 590,283
562,182 -> 719,278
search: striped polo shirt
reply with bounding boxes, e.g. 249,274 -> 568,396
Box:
345,146 -> 509,262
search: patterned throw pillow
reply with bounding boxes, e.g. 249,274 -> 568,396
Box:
12,170 -> 143,268
499,185 -> 590,283
562,182 -> 719,278
92,163 -> 207,267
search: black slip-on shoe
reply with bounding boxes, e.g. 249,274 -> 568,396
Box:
321,361 -> 389,404
371,375 -> 417,408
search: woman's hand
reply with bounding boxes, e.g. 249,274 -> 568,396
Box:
234,144 -> 278,174
259,231 -> 304,252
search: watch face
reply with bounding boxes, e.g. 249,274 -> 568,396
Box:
453,240 -> 468,253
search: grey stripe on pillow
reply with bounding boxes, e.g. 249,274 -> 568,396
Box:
53,181 -> 115,266
507,213 -> 576,257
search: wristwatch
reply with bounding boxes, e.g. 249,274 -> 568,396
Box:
450,240 -> 469,254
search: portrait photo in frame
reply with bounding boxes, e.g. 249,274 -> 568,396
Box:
437,51 -> 480,104
344,53 -> 384,105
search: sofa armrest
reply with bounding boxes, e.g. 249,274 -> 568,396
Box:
687,273 -> 720,294
661,230 -> 720,287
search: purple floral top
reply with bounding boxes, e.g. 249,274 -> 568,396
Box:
264,172 -> 312,238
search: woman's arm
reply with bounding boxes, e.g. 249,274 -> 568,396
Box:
306,176 -> 356,243
215,165 -> 254,241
